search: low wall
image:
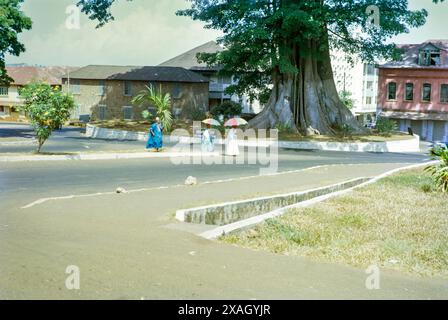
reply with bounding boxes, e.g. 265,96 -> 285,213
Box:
279,135 -> 421,153
86,124 -> 149,141
176,177 -> 369,226
85,124 -> 421,153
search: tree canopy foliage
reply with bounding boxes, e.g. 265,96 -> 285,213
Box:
20,83 -> 75,152
0,0 -> 32,85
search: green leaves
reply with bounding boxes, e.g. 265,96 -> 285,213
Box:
375,117 -> 397,137
132,85 -> 173,132
19,82 -> 75,152
425,146 -> 448,193
177,0 -> 445,100
0,0 -> 32,85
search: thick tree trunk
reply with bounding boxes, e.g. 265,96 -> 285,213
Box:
249,40 -> 365,135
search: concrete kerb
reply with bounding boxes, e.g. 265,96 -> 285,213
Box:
0,151 -> 220,163
0,139 -> 36,146
86,124 -> 421,153
193,161 -> 439,240
176,177 -> 370,225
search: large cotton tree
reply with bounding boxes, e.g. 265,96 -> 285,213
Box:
178,0 -> 446,134
1,0 -> 446,134
76,0 -> 445,134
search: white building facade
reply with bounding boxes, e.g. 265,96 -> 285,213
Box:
331,50 -> 380,125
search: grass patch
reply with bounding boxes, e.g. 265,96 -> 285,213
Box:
93,120 -> 412,143
222,169 -> 448,277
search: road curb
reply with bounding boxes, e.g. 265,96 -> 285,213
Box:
196,161 -> 439,240
0,151 -> 220,162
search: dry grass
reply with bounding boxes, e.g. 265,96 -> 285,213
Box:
93,120 -> 412,142
222,169 -> 448,277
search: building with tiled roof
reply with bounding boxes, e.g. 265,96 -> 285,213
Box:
61,65 -> 210,121
0,66 -> 77,120
160,41 -> 262,114
378,40 -> 448,142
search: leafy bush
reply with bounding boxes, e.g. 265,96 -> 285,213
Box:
211,101 -> 242,120
421,184 -> 433,193
339,124 -> 355,138
425,146 -> 448,193
339,90 -> 354,110
19,82 -> 75,152
133,85 -> 173,131
275,123 -> 295,134
181,106 -> 208,121
376,117 -> 397,136
332,123 -> 354,138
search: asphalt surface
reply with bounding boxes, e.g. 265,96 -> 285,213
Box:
1,122 -> 445,300
0,123 -> 429,203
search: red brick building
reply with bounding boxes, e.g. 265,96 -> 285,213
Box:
378,40 -> 448,142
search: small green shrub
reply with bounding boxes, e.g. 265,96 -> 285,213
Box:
425,146 -> 448,193
190,108 -> 207,121
376,117 -> 397,136
332,123 -> 354,138
275,123 -> 295,134
211,101 -> 242,120
421,184 -> 433,193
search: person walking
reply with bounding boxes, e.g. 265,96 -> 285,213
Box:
146,117 -> 164,152
226,125 -> 239,156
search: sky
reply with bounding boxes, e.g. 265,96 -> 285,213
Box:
5,0 -> 448,67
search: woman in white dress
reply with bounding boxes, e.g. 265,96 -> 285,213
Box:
226,126 -> 240,156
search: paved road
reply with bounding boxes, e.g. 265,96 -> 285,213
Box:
1,122 -> 445,300
0,122 -> 145,154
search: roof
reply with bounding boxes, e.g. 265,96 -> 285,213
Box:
380,40 -> 448,69
6,66 -> 78,85
159,41 -> 223,71
65,65 -> 209,83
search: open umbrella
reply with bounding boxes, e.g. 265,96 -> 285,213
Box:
202,118 -> 221,126
224,118 -> 248,127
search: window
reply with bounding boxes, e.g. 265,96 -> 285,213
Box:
171,84 -> 182,98
441,84 -> 448,103
98,80 -> 106,96
71,80 -> 81,94
0,106 -> 4,113
366,97 -> 372,105
419,49 -> 441,66
364,64 -> 376,76
98,105 -> 107,120
405,83 -> 414,101
387,82 -> 397,100
422,83 -> 432,102
124,81 -> 132,96
123,106 -> 133,120
0,86 -> 9,96
366,81 -> 373,90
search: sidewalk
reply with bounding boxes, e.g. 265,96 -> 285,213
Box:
2,162 -> 447,299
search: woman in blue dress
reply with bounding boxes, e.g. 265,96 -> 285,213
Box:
146,117 -> 164,152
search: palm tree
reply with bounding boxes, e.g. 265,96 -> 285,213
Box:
132,84 -> 173,132
425,146 -> 448,193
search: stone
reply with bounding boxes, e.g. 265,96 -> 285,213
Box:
306,127 -> 321,136
185,176 -> 198,186
116,187 -> 128,194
